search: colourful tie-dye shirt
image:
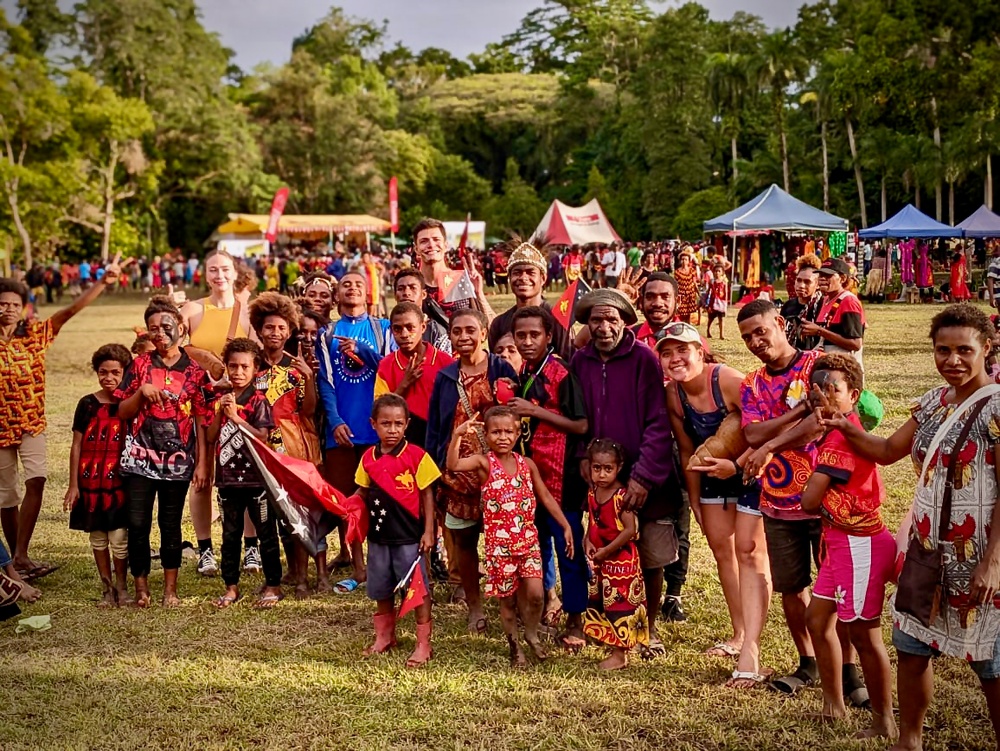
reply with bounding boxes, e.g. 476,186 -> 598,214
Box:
740,349 -> 820,520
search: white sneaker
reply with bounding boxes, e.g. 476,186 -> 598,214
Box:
243,546 -> 262,574
197,547 -> 219,577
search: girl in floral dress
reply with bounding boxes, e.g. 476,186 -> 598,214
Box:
447,406 -> 574,667
674,250 -> 700,323
583,439 -> 648,670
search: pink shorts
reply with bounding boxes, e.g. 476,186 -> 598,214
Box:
484,546 -> 543,599
814,526 -> 895,622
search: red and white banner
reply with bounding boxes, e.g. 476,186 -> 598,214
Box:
388,176 -> 399,234
264,187 -> 290,243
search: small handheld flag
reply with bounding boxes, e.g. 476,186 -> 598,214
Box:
395,557 -> 429,618
552,277 -> 592,330
437,269 -> 476,304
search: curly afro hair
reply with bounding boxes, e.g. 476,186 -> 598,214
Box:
930,303 -> 995,345
249,291 -> 301,335
221,336 -> 262,366
91,343 -> 132,372
812,353 -> 864,394
796,253 -> 822,272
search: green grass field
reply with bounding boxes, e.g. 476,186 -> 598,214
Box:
1,296 -> 994,751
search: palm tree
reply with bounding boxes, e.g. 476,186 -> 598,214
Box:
706,51 -> 750,186
860,126 -> 902,223
751,30 -> 807,193
799,70 -> 833,211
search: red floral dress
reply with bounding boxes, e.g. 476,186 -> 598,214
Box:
481,451 -> 542,598
583,487 -> 649,649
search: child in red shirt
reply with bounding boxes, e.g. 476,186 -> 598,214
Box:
802,354 -> 896,740
375,302 -> 450,447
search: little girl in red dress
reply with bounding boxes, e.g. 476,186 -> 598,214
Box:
583,439 -> 648,670
447,406 -> 574,667
64,344 -> 133,607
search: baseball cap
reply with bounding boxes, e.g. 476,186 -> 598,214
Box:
818,258 -> 850,276
654,322 -> 703,351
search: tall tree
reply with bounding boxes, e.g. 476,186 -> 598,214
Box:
751,30 -> 806,192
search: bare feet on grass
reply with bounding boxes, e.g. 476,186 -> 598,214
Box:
508,636 -> 528,668
857,713 -> 898,741
599,648 -> 629,671
525,637 -> 548,662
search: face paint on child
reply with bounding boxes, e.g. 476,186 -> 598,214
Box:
148,312 -> 182,351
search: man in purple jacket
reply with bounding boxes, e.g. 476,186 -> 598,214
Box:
570,288 -> 681,655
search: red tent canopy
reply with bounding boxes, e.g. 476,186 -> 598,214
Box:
533,199 -> 622,246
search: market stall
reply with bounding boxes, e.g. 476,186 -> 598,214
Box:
213,213 -> 392,257
957,205 -> 1000,238
703,184 -> 850,290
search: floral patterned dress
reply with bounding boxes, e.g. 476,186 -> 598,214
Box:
674,266 -> 700,320
894,387 -> 1000,661
583,488 -> 649,650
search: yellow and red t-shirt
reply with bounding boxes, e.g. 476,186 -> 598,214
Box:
354,441 -> 440,545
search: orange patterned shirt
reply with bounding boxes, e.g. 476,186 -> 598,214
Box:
0,319 -> 55,447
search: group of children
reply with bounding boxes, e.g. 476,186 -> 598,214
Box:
62,289 -> 902,733
62,295 -> 651,671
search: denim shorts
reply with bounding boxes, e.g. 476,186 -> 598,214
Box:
0,538 -> 10,569
893,626 -> 1000,681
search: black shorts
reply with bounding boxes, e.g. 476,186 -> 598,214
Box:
762,515 -> 821,594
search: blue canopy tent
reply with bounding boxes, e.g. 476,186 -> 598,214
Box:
858,204 -> 960,239
703,184 -> 848,288
956,205 -> 1000,239
703,184 -> 849,233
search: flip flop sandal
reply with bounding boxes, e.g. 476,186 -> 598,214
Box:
333,578 -> 362,594
18,563 -> 58,582
770,668 -> 816,695
542,605 -> 563,627
706,642 -> 741,658
726,669 -> 773,688
214,593 -> 241,609
255,593 -> 284,609
467,616 -> 488,635
641,639 -> 667,660
557,634 -> 586,654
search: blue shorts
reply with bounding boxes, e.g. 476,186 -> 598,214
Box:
366,541 -> 426,602
701,487 -> 761,517
893,627 -> 1000,681
0,538 -> 10,569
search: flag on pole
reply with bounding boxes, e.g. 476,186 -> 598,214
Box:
552,277 -> 592,330
437,268 -> 476,304
264,187 -> 290,243
457,212 -> 471,260
395,557 -> 429,618
388,177 -> 399,234
237,425 -> 365,556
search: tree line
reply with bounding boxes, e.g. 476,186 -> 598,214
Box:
2,0 -> 999,268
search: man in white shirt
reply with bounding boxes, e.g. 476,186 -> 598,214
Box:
603,245 -> 626,288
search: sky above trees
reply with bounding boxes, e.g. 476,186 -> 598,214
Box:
9,0 -> 795,70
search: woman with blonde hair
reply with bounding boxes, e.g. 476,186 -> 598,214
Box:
179,249 -> 256,577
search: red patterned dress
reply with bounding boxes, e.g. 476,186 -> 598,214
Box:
481,451 -> 542,598
583,487 -> 649,649
69,394 -> 127,532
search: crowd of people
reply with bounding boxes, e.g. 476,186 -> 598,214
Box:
2,218 -> 1000,750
